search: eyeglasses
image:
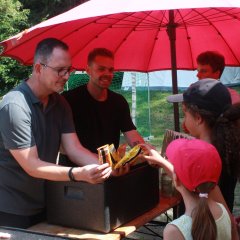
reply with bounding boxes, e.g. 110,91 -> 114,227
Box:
40,63 -> 74,77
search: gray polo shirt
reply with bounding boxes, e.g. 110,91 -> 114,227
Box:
0,81 -> 75,215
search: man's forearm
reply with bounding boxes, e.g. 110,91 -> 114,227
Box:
67,145 -> 98,166
124,130 -> 145,147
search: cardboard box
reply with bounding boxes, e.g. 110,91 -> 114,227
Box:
46,163 -> 159,233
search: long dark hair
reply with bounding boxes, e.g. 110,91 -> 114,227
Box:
191,183 -> 217,240
184,102 -> 240,178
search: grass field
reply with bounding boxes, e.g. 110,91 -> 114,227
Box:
117,89 -> 179,149
116,86 -> 240,150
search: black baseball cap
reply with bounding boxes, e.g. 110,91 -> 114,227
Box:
167,78 -> 231,116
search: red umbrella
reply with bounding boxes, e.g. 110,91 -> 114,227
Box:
1,0 -> 240,129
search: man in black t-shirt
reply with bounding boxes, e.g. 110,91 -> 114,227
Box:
62,48 -> 144,156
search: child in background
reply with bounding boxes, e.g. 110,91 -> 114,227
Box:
144,138 -> 231,240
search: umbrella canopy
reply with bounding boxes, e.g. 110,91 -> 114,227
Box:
1,0 -> 240,71
1,0 -> 240,130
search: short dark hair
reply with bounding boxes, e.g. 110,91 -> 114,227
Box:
196,51 -> 225,77
34,38 -> 69,63
87,48 -> 114,65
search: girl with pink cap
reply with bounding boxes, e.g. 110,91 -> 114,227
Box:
144,138 -> 231,239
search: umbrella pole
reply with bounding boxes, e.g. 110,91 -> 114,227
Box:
168,10 -> 180,132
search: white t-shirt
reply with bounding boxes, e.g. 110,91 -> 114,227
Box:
169,203 -> 231,240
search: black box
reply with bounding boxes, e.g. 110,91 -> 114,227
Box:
46,163 -> 159,233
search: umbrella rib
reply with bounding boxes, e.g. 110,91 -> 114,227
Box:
178,8 -> 240,27
70,12 -> 143,65
26,14 -> 127,65
105,12 -> 167,29
70,16 -> 125,62
3,16 -> 106,64
108,11 -> 167,72
193,8 -> 240,65
113,11 -> 155,60
144,11 -> 167,71
72,10 -> 168,67
176,10 -> 195,69
1,24 -> 61,64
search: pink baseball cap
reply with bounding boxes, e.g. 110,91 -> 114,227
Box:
166,138 -> 222,192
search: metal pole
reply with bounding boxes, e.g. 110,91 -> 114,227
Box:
131,72 -> 137,125
147,73 -> 152,138
168,10 -> 180,132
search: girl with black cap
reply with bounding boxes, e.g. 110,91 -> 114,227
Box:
142,78 -> 240,239
167,78 -> 240,213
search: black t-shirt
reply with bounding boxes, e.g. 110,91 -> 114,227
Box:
62,85 -> 136,153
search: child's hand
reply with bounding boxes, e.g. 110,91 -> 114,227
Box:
138,144 -> 163,166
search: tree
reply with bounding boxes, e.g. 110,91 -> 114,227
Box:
0,0 -> 88,95
20,0 -> 87,25
0,0 -> 30,95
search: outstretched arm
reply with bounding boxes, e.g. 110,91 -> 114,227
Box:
61,132 -> 98,166
139,143 -> 174,176
10,146 -> 111,184
123,129 -> 145,147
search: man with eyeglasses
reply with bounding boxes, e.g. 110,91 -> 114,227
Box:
60,48 -> 145,170
39,62 -> 73,77
0,38 -> 112,228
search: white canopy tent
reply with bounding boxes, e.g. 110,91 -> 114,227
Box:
122,67 -> 240,89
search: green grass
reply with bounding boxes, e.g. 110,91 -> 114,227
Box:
116,89 -> 183,149
117,86 -> 240,150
